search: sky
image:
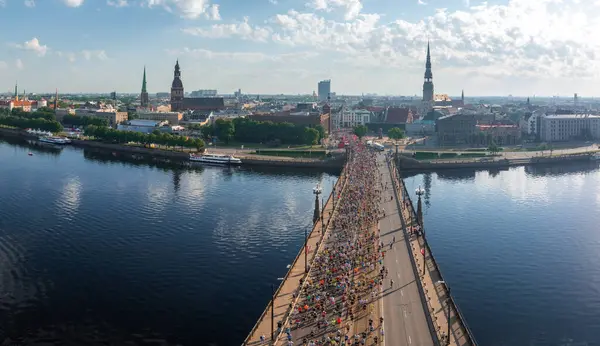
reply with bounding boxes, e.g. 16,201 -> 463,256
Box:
1,0 -> 600,96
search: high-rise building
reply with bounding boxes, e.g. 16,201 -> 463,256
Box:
318,80 -> 331,102
141,66 -> 149,108
170,60 -> 184,111
422,42 -> 434,103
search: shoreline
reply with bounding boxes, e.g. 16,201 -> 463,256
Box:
397,153 -> 597,172
0,127 -> 345,169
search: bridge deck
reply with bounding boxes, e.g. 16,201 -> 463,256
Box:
243,171 -> 347,345
378,153 -> 435,346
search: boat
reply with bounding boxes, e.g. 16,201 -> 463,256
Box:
592,153 -> 600,160
189,153 -> 242,165
39,136 -> 71,145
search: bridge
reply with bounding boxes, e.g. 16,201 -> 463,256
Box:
243,144 -> 477,346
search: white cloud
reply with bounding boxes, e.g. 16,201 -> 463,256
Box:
191,0 -> 600,82
166,47 -> 319,64
0,61 -> 7,69
306,0 -> 362,20
417,0 -> 427,5
24,0 -> 35,7
63,0 -> 84,7
0,0 -> 6,7
143,0 -> 221,20
56,51 -> 77,62
15,59 -> 24,70
15,37 -> 48,57
183,17 -> 271,41
269,0 -> 278,4
107,0 -> 128,7
81,50 -> 108,60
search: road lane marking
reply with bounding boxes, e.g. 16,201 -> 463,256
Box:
396,259 -> 398,263
400,289 -> 403,297
409,336 -> 412,344
404,310 -> 407,318
397,273 -> 400,278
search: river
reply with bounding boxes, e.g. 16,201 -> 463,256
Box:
1,137 -> 600,345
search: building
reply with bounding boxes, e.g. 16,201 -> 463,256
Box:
137,110 -> 182,125
437,113 -> 496,146
169,60 -> 226,112
336,109 -> 372,128
384,107 -> 413,125
190,90 -> 217,97
406,119 -> 436,136
140,66 -> 149,108
318,80 -> 331,102
475,124 -> 521,145
422,42 -> 434,103
75,109 -> 128,126
539,114 -> 600,142
117,119 -> 169,134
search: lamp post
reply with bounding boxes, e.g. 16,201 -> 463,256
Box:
436,280 -> 451,345
311,184 -> 322,273
272,277 -> 285,341
415,186 -> 425,231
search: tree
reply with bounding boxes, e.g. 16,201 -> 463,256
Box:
388,127 -> 405,142
353,125 -> 368,138
487,141 -> 500,155
303,127 -> 320,146
215,119 -> 235,144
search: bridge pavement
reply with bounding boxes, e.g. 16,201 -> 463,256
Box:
377,153 -> 435,346
243,172 -> 347,345
390,158 -> 473,346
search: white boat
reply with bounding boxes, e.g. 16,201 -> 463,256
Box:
39,136 -> 71,145
189,153 -> 242,165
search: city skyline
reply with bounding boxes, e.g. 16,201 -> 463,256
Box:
2,0 -> 600,96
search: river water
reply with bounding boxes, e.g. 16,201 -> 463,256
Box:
1,137 -> 600,345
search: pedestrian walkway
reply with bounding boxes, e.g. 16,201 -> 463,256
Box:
243,171 -> 348,345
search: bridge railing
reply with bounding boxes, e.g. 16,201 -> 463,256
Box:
396,161 -> 478,346
242,162 -> 348,345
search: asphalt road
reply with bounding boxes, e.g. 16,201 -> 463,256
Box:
377,153 -> 435,346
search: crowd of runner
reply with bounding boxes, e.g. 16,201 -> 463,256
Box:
274,139 -> 389,346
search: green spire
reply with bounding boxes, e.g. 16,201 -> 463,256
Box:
141,66 -> 147,93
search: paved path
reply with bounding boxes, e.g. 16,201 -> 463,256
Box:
244,173 -> 347,345
377,153 -> 435,346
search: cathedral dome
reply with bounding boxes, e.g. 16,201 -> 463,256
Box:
172,78 -> 183,89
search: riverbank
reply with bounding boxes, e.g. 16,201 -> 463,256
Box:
397,153 -> 597,172
0,127 -> 345,169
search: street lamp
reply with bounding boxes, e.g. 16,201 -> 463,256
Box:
311,184 -> 323,273
272,277 -> 285,341
436,280 -> 451,346
415,186 -> 425,230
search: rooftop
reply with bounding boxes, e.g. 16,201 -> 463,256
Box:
544,114 -> 600,119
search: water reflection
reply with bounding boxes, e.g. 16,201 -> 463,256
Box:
525,162 -> 600,177
0,137 -> 62,157
436,169 -> 477,182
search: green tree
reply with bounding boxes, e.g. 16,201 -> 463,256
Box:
353,125 -> 368,139
215,119 -> 235,144
488,141 -> 500,155
388,127 -> 405,142
303,127 -> 320,146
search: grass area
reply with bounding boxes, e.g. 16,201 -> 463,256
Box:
253,149 -> 328,159
413,151 -> 490,160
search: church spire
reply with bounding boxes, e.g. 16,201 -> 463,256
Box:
142,66 -> 147,93
461,89 -> 464,102
422,41 -> 434,103
14,82 -> 18,101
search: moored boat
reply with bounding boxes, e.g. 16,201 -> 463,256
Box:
189,153 -> 242,165
39,136 -> 71,145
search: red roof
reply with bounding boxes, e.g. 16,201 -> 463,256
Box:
386,107 -> 412,124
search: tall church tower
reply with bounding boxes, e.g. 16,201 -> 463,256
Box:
170,60 -> 184,112
422,42 -> 434,103
141,66 -> 149,108
14,82 -> 18,101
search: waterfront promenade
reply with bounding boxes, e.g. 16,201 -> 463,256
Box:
243,166 -> 348,345
390,158 -> 477,346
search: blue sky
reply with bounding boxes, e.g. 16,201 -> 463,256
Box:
2,0 -> 600,96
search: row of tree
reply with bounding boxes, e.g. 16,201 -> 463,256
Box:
0,116 -> 63,133
202,118 -> 324,145
353,125 -> 405,141
5,107 -> 56,121
62,114 -> 109,127
84,125 -> 205,150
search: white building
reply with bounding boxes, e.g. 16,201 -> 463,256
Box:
335,109 -> 371,128
539,114 -> 600,142
117,119 -> 169,134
